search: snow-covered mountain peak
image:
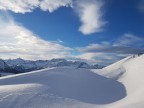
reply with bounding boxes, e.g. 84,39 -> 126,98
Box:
50,58 -> 67,62
0,59 -> 8,70
1,58 -> 104,74
5,58 -> 26,66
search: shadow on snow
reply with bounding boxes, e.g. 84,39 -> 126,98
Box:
0,68 -> 127,104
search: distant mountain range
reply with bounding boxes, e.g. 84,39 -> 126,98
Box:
0,58 -> 104,74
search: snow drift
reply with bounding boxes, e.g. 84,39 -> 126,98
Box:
0,54 -> 144,108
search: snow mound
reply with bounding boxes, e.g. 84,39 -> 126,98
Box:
0,67 -> 126,108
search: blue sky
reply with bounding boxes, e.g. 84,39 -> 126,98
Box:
0,0 -> 144,65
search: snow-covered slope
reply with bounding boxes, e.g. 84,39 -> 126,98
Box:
92,54 -> 144,108
0,54 -> 144,108
106,54 -> 144,108
0,67 -> 125,108
92,56 -> 132,80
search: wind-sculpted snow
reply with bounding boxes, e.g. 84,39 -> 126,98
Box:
92,54 -> 144,108
0,67 -> 126,108
0,54 -> 144,108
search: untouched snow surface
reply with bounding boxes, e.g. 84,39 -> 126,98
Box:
92,54 -> 144,108
0,54 -> 144,108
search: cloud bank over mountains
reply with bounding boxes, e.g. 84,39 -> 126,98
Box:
78,34 -> 144,65
0,12 -> 143,65
0,14 -> 73,60
80,33 -> 144,54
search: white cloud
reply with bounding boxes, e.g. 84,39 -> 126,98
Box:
0,0 -> 106,35
113,33 -> 144,47
0,14 -> 73,60
79,34 -> 144,54
74,0 -> 106,35
77,52 -> 126,65
0,0 -> 72,13
76,53 -> 106,64
40,0 -> 72,12
0,0 -> 39,13
80,44 -> 144,54
77,34 -> 144,65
